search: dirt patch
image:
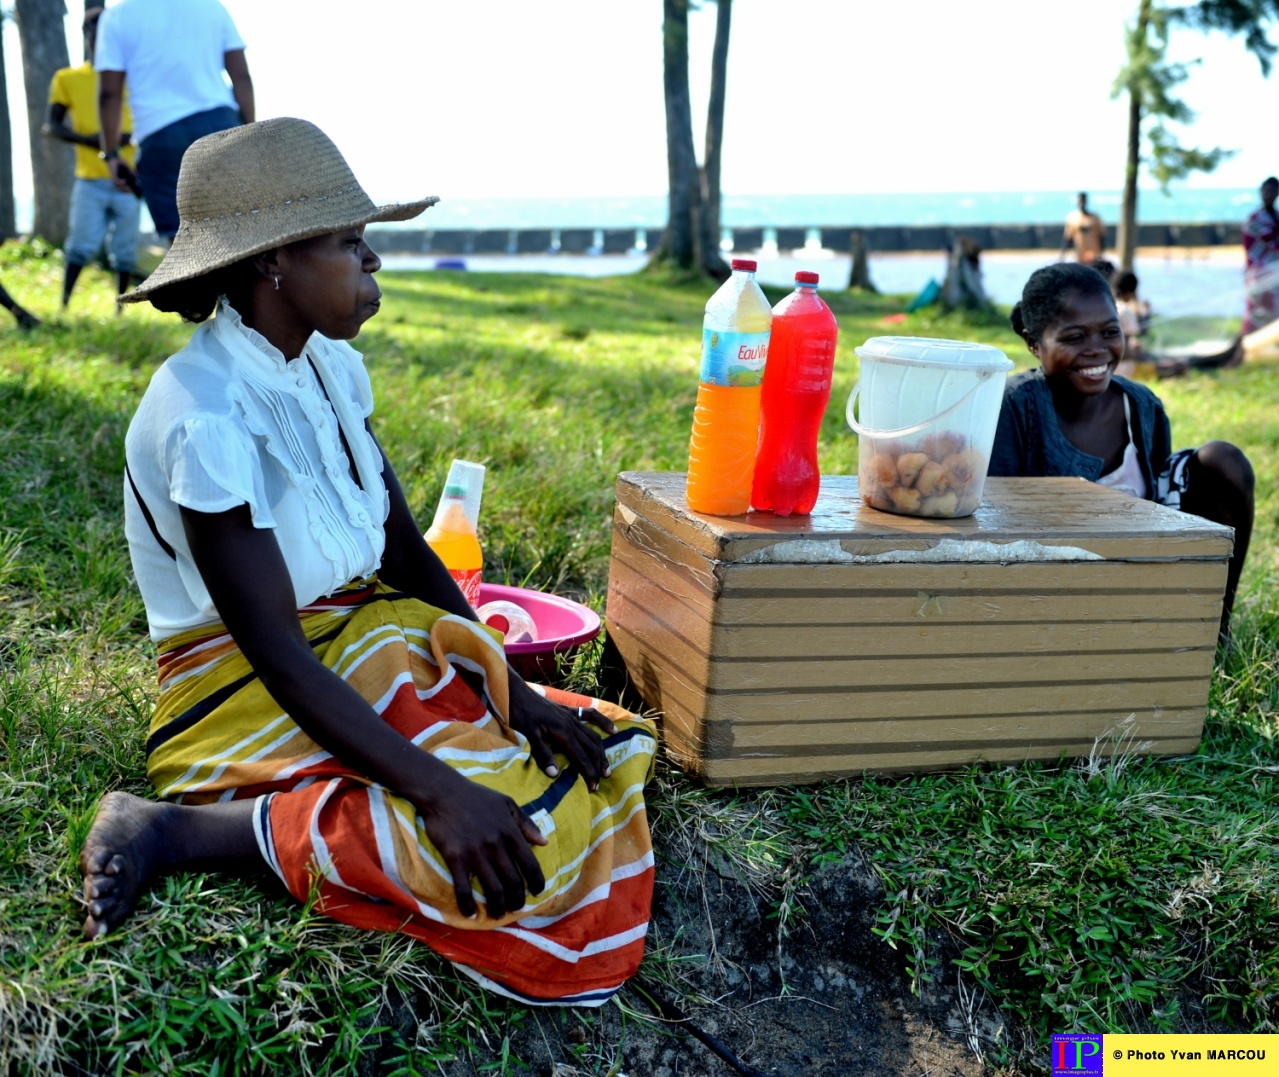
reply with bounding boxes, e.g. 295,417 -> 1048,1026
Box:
421,849 -> 999,1076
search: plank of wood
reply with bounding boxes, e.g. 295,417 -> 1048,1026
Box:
640,660 -> 1211,724
718,559 -> 1227,594
615,472 -> 1235,564
697,648 -> 1216,693
714,710 -> 1206,751
706,590 -> 1226,626
702,619 -> 1215,658
690,739 -> 1206,786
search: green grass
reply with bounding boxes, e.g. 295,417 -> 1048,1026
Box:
1,242 -> 1276,1073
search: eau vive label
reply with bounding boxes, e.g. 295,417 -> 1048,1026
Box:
699,329 -> 769,387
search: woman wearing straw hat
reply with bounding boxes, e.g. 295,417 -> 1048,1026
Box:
81,118 -> 657,1006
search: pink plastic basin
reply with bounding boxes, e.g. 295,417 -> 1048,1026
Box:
477,583 -> 601,682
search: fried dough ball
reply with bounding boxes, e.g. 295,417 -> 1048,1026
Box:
941,449 -> 981,488
921,491 -> 959,517
915,460 -> 949,497
895,452 -> 929,487
920,431 -> 965,462
867,453 -> 899,487
888,486 -> 922,512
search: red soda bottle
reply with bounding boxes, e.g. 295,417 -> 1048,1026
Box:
750,271 -> 839,515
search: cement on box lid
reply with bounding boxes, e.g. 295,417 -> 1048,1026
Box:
855,336 -> 1013,371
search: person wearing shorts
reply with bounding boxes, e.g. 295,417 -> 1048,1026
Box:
46,7 -> 140,307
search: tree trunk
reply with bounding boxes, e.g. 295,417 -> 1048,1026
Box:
0,14 -> 17,239
848,229 -> 877,291
1117,0 -> 1151,274
698,0 -> 731,281
1118,89 -> 1142,272
14,0 -> 73,246
660,0 -> 699,269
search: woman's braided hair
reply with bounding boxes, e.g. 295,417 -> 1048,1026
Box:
1010,263 -> 1114,343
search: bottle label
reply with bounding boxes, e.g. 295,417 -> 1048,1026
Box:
700,329 -> 769,387
451,568 -> 482,607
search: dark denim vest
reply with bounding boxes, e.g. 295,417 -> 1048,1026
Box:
987,369 -> 1172,498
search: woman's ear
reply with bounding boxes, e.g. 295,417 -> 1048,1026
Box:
1024,334 -> 1041,361
250,248 -> 281,287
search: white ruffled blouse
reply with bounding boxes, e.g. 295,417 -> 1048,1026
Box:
124,300 -> 390,641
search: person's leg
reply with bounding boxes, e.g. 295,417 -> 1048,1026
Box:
80,791 -> 261,939
0,280 -> 40,328
108,186 -> 142,304
1179,441 -> 1255,640
135,108 -> 240,240
62,264 -> 86,308
63,179 -> 111,308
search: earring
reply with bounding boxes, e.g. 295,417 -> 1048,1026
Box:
273,275 -> 281,291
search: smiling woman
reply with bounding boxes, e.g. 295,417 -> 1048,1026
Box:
79,118 -> 658,1007
989,263 -> 1255,640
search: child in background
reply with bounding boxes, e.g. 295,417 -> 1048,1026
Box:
1112,270 -> 1149,378
989,263 -> 1254,640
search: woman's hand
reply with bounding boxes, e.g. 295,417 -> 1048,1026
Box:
507,676 -> 616,790
415,769 -> 548,920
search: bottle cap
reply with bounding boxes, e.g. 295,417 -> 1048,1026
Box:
795,271 -> 819,285
444,482 -> 467,498
731,258 -> 757,272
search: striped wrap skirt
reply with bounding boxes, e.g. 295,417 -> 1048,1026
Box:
145,579 -> 659,1006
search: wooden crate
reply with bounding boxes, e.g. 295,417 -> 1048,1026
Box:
605,472 -> 1233,787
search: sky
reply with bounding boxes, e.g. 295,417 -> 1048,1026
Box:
2,0 -> 1276,218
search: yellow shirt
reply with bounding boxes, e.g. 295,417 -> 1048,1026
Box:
48,62 -> 137,180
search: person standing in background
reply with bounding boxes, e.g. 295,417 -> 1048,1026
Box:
1061,192 -> 1106,266
45,7 -> 140,308
1242,176 -> 1279,335
95,0 -> 254,241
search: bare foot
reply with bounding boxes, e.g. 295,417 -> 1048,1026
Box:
79,791 -> 175,940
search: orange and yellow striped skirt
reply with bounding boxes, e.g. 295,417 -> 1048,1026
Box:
145,579 -> 658,1006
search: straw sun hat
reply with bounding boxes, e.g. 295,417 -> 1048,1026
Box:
122,117 -> 437,303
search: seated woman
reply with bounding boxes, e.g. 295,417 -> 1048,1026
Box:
81,118 -> 657,1006
989,263 -> 1254,640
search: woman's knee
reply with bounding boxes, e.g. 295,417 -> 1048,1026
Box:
1194,441 -> 1255,500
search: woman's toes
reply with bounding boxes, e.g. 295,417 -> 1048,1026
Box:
86,874 -> 118,899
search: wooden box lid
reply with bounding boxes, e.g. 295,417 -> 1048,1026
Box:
615,473 -> 1234,565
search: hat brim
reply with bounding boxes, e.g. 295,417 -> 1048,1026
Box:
121,195 -> 439,303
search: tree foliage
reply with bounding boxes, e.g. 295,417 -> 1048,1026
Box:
1112,0 -> 1279,269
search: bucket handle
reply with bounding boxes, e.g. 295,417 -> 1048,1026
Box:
845,371 -> 993,440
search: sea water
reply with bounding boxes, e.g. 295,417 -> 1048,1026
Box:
390,188 -> 1259,231
376,188 -> 1258,320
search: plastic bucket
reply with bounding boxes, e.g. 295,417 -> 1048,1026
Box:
477,583 -> 601,684
847,336 -> 1013,518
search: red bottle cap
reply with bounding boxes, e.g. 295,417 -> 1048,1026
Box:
795,271 -> 819,284
731,258 -> 758,272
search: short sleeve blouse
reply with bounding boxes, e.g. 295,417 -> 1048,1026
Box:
124,301 -> 389,641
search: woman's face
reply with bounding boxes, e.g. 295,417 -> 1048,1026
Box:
1029,289 -> 1125,397
275,227 -> 383,340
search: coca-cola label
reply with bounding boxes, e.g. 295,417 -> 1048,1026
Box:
452,568 -> 482,607
700,329 -> 769,387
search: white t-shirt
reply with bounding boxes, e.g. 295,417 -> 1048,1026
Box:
95,0 -> 246,143
124,302 -> 390,641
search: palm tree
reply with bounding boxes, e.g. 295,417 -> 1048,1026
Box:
14,0 -> 74,244
1113,0 -> 1279,271
658,0 -> 731,280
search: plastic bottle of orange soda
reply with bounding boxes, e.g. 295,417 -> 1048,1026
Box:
686,258 -> 773,515
425,482 -> 483,606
